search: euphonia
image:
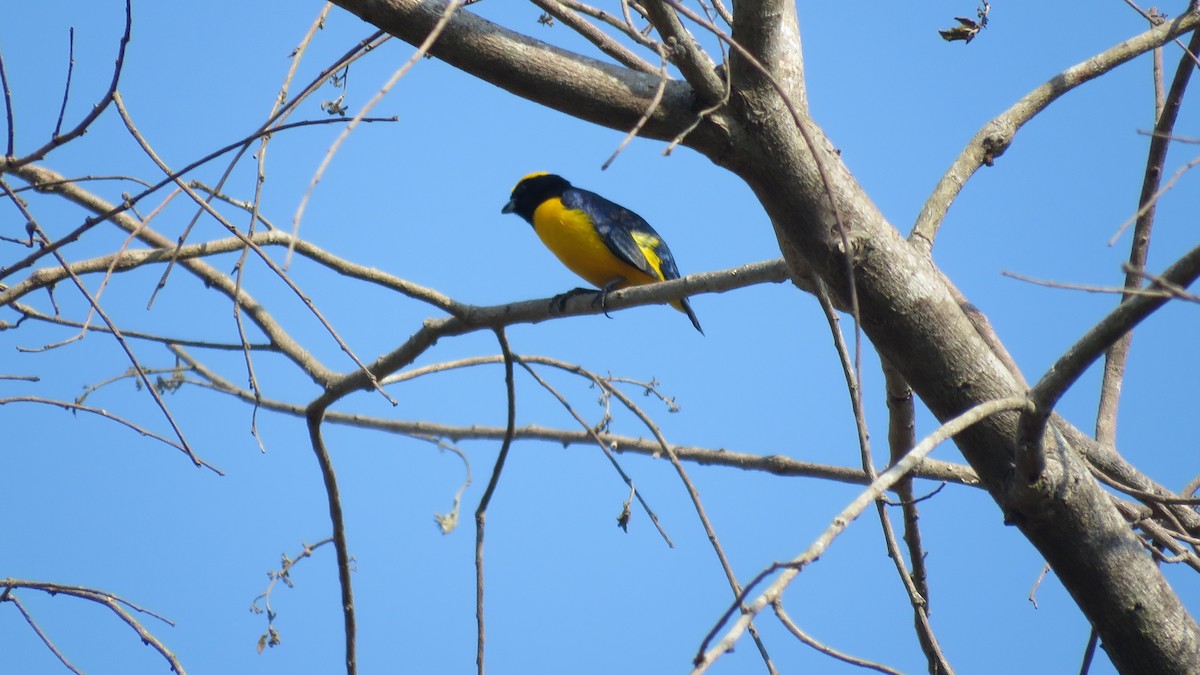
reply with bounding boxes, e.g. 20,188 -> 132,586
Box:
501,172 -> 703,334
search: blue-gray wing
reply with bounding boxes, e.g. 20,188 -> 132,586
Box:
562,188 -> 682,282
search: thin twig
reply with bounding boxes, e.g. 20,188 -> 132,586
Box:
596,371 -> 777,672
229,4 -> 334,454
1002,269 -> 1199,302
601,42 -> 669,169
772,599 -> 902,675
112,93 -> 396,404
516,359 -> 675,546
1,579 -> 184,674
693,397 -> 1032,673
1018,242 -> 1200,481
1097,28 -> 1200,445
0,0 -> 131,172
0,394 -> 221,473
1,179 -> 207,470
640,0 -> 723,101
474,328 -> 517,675
911,11 -> 1200,248
304,410 -> 356,675
146,29 -> 389,304
291,0 -> 464,262
532,0 -> 658,73
0,39 -> 14,157
250,538 -> 335,653
1028,563 -> 1051,609
1079,627 -> 1100,675
814,279 -> 953,673
883,362 -> 942,672
54,28 -> 76,138
5,593 -> 85,675
1111,154 -> 1200,244
564,0 -> 660,49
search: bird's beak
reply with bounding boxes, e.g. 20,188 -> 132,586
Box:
501,199 -> 516,214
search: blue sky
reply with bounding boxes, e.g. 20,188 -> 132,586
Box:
3,2 -> 1198,674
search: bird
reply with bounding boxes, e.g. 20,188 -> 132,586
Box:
501,172 -> 703,334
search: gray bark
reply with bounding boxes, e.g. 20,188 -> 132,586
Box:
330,1 -> 1200,671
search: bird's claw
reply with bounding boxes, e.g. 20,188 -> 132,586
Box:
549,286 -> 617,319
550,287 -> 602,314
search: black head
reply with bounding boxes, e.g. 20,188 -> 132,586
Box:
501,172 -> 572,224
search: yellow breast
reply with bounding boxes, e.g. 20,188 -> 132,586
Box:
532,198 -> 658,289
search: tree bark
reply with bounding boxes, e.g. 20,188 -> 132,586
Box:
329,1 -> 1200,670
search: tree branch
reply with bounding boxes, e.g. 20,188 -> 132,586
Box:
329,0 -> 722,145
7,163 -> 335,386
911,10 -> 1200,248
693,397 -> 1031,673
1097,28 -> 1200,444
1018,241 -> 1200,481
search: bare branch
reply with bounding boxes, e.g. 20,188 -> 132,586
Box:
593,365 -> 777,672
1002,269 -> 1200,302
1098,28 -> 1200,445
0,578 -> 185,674
311,258 -> 789,409
0,0 -> 131,171
474,328 -> 516,675
1,227 -> 458,316
0,396 -> 221,474
112,93 -> 395,404
601,43 -> 670,169
693,397 -> 1032,673
328,0 -> 714,144
293,1 -> 464,257
2,179 -> 205,470
303,411 -> 356,675
516,359 -> 674,546
814,279 -> 953,674
772,599 -> 902,675
5,593 -> 85,675
531,0 -> 658,73
250,538 -> 336,653
1018,242 -> 1200,481
0,35 -> 16,157
640,0 -> 723,101
53,28 -> 76,139
172,344 -> 980,487
7,163 -> 336,385
912,11 -> 1200,248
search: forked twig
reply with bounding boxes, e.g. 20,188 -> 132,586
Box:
693,397 -> 1031,673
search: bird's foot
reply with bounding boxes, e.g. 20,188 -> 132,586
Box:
550,287 -> 602,314
591,279 -> 626,319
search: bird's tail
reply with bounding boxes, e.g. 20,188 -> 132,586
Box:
673,298 -> 704,335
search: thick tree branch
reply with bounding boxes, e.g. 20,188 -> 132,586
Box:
728,0 -> 806,110
713,7 -> 1200,668
329,0 -> 727,146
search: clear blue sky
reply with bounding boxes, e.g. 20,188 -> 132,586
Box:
3,2 -> 1198,674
